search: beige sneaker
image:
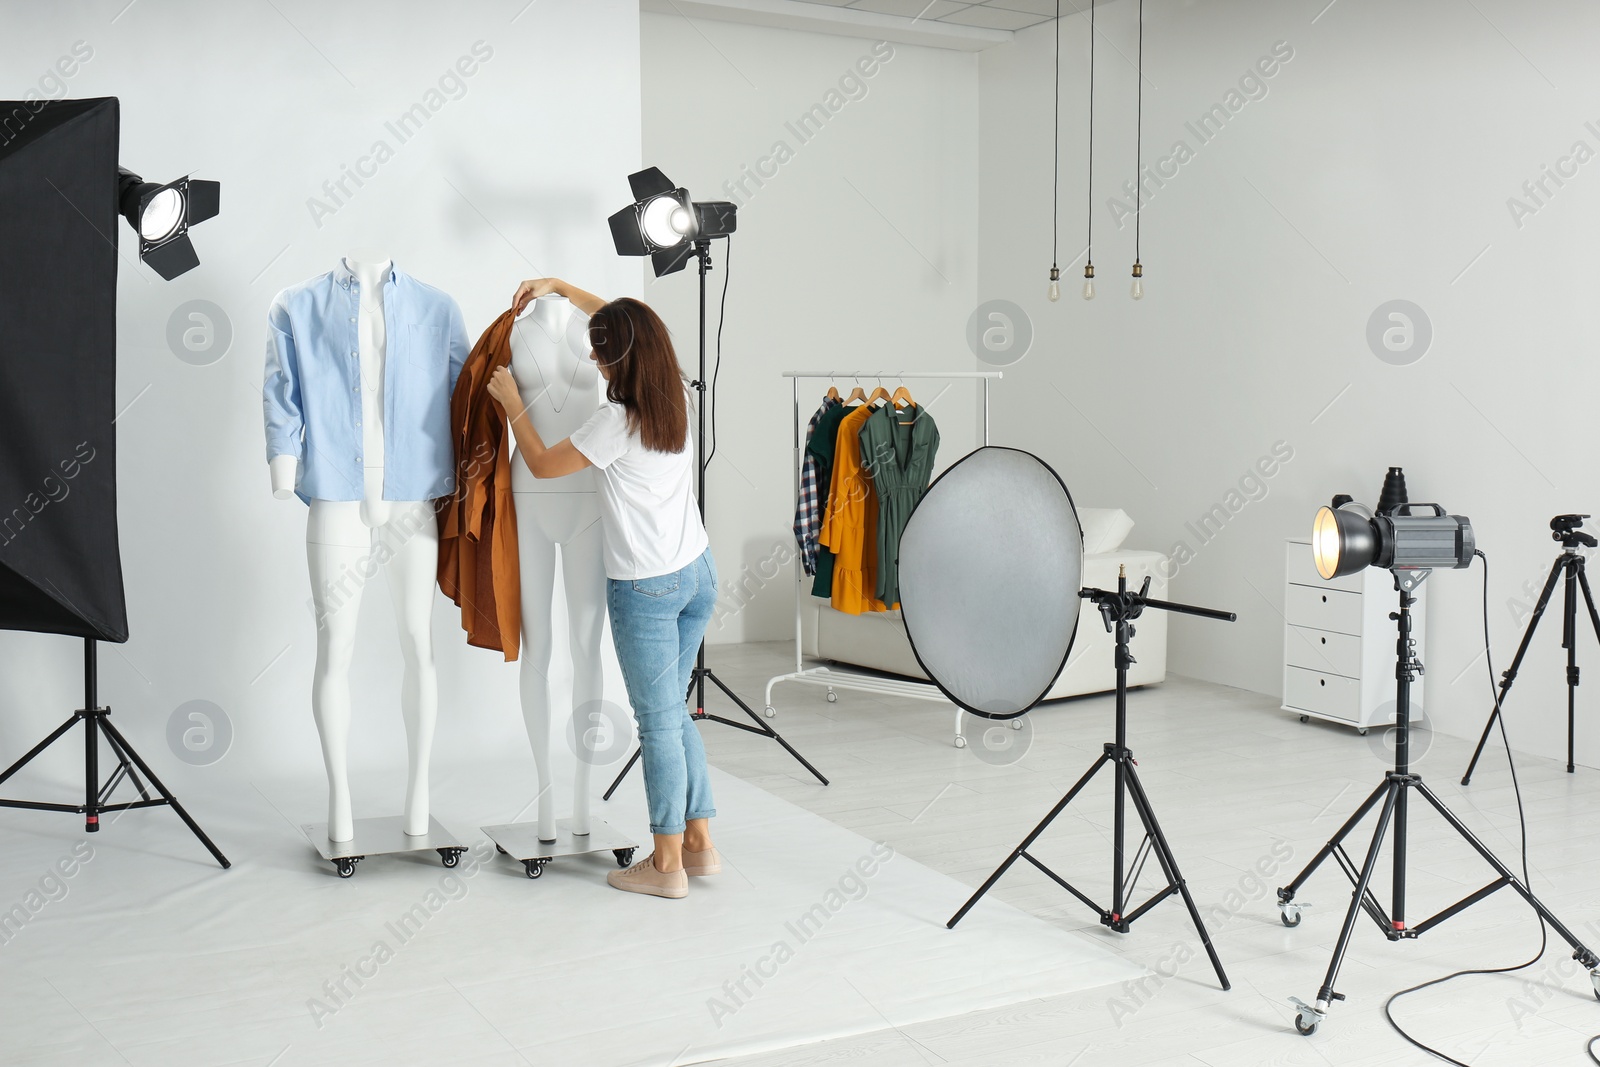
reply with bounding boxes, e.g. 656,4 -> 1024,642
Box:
682,846 -> 722,876
606,853 -> 687,898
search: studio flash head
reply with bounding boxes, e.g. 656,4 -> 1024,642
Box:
1312,467 -> 1474,586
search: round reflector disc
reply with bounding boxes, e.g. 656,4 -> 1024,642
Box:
897,447 -> 1083,719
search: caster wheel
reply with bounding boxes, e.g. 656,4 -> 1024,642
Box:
1357,728 -> 1368,736
335,858 -> 356,879
1010,719 -> 1024,730
524,859 -> 545,879
615,849 -> 636,868
496,844 -> 507,855
954,736 -> 968,749
439,848 -> 460,868
1295,1015 -> 1319,1036
764,705 -> 777,718
1299,715 -> 1309,724
1280,909 -> 1301,928
826,690 -> 838,703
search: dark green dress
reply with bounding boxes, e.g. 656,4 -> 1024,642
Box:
808,402 -> 859,599
858,403 -> 940,605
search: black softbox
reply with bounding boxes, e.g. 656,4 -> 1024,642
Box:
0,97 -> 127,642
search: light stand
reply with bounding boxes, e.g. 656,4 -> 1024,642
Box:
1278,570 -> 1599,1036
947,568 -> 1234,992
0,639 -> 229,867
1461,514 -> 1600,782
603,238 -> 827,800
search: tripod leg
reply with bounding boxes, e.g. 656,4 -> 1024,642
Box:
1463,555 -> 1563,785
1414,781 -> 1600,967
1567,562 -> 1580,774
602,746 -> 643,801
0,715 -> 79,788
1123,762 -> 1230,990
97,719 -> 230,869
947,754 -> 1111,929
704,669 -> 829,785
1298,781 -> 1400,1032
1576,563 -> 1600,774
1278,779 -> 1388,902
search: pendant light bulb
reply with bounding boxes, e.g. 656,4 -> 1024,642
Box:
1082,263 -> 1096,301
1048,266 -> 1061,303
1131,261 -> 1143,301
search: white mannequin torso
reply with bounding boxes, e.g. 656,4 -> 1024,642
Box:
273,255 -> 438,843
510,295 -> 608,841
509,295 -> 600,494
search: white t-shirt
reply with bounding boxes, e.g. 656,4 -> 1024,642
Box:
569,388 -> 708,581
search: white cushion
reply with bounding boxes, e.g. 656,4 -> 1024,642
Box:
1079,508 -> 1135,554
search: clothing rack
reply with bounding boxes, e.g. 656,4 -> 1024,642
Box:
764,370 -> 1003,748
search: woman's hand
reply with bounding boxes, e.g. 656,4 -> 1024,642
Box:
486,365 -> 523,415
512,278 -> 562,316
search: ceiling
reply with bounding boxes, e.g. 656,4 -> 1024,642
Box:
785,0 -> 1060,32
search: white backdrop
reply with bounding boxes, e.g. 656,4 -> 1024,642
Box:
0,0 -> 643,792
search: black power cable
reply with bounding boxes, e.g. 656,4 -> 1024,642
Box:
1382,550 -> 1550,1065
704,236 -> 731,468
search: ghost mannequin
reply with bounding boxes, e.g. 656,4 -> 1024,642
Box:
510,295 -> 606,841
271,256 -> 439,843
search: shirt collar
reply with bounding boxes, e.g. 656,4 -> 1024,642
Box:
334,259 -> 399,290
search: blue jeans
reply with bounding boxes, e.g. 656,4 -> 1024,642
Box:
607,547 -> 718,835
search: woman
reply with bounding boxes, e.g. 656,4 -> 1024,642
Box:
486,277 -> 719,900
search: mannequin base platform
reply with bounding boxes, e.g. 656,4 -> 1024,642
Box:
481,817 -> 638,879
300,815 -> 467,878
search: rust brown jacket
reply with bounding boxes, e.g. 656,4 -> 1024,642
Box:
437,308 -> 520,660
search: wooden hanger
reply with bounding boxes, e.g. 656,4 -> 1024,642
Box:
890,385 -> 914,408
843,376 -> 866,405
826,384 -> 840,401
867,385 -> 891,407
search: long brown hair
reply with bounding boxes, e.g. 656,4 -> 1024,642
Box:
588,297 -> 688,453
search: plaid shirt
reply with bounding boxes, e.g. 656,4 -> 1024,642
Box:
792,397 -> 840,576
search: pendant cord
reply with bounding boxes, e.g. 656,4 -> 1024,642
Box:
1051,0 -> 1059,273
1086,0 -> 1095,269
1134,0 -> 1143,265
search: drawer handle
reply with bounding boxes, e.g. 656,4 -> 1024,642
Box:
1319,679 -> 1326,686
1321,595 -> 1327,603
1320,637 -> 1327,645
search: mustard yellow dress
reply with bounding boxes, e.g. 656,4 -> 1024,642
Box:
818,404 -> 891,614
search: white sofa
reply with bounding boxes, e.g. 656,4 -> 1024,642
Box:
800,510 -> 1168,704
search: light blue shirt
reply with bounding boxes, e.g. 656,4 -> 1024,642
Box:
264,262 -> 469,503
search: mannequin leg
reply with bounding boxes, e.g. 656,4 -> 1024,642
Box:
560,510 -> 607,836
379,502 -> 440,836
307,502 -> 371,843
515,497 -> 561,841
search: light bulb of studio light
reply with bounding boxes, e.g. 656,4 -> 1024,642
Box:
1082,263 -> 1096,301
1048,266 -> 1061,302
1130,261 -> 1144,301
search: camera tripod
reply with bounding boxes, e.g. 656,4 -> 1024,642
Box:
947,569 -> 1235,992
1462,514 -> 1599,782
1279,572 -> 1599,1036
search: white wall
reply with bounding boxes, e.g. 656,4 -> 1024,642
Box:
979,0 -> 1600,764
0,1 -> 642,786
640,11 -> 982,646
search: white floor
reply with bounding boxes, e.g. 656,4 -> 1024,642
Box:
702,642 -> 1600,1067
6,640 -> 1600,1067
0,684 -> 1140,1067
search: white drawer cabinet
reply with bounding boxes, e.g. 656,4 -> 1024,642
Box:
1281,539 -> 1426,733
